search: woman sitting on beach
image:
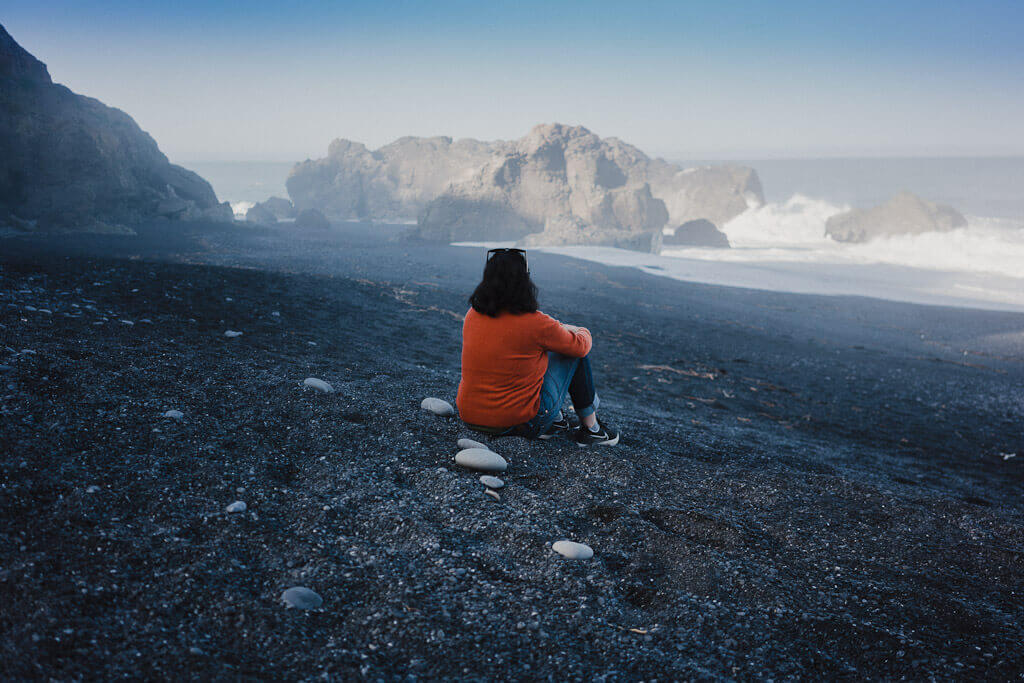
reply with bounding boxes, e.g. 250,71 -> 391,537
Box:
456,248 -> 619,446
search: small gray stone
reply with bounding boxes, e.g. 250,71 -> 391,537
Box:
454,448 -> 507,472
282,586 -> 323,610
479,475 -> 504,489
458,438 -> 490,451
162,409 -> 184,420
303,377 -> 334,393
85,485 -> 100,494
485,489 -> 501,501
225,501 -> 247,513
552,540 -> 594,560
421,397 -> 455,416
223,330 -> 243,338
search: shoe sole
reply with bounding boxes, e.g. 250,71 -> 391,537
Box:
576,433 -> 620,447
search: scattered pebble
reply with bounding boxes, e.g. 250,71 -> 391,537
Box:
162,409 -> 184,420
421,397 -> 455,417
458,438 -> 490,451
454,448 -> 507,472
307,341 -> 317,346
224,330 -> 243,338
479,475 -> 504,489
552,540 -> 594,560
485,489 -> 501,501
303,377 -> 334,393
282,586 -> 323,610
225,501 -> 247,513
121,320 -> 134,326
271,311 -> 280,317
85,485 -> 100,494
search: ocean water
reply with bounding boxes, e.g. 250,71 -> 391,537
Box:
188,157 -> 1024,311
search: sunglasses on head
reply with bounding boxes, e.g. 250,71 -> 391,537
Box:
486,247 -> 529,273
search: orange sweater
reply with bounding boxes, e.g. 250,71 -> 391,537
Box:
457,308 -> 593,428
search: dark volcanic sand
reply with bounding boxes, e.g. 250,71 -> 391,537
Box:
1,222 -> 1022,680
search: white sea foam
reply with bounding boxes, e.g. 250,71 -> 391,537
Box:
231,201 -> 255,218
453,193 -> 1024,313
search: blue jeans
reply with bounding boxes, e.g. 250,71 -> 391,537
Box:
516,352 -> 599,438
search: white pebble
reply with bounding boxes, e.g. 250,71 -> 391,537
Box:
121,320 -> 134,326
225,501 -> 247,513
552,540 -> 594,560
162,409 -> 184,420
485,489 -> 501,501
224,330 -> 243,338
457,438 -> 490,451
454,448 -> 507,472
282,586 -> 323,609
85,485 -> 101,494
421,397 -> 455,417
479,475 -> 504,489
303,377 -> 334,393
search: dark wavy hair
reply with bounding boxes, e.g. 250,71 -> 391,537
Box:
469,251 -> 539,317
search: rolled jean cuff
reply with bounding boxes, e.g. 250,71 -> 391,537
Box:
576,392 -> 599,418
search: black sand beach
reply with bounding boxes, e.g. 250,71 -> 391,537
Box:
1,222 -> 1022,679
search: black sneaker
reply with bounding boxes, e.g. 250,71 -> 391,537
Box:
539,415 -> 571,440
573,418 -> 620,447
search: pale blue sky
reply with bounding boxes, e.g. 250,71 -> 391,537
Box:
5,1 -> 1023,161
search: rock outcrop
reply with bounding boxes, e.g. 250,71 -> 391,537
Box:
663,219 -> 731,248
287,124 -> 762,250
245,204 -> 277,225
257,196 -> 296,220
0,24 -> 231,232
825,192 -> 967,243
287,136 -> 498,221
294,208 -> 330,230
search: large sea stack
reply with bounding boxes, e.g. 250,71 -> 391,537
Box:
825,191 -> 967,243
287,124 -> 764,251
0,24 -> 231,232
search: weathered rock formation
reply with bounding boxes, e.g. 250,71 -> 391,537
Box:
0,24 -> 231,232
257,196 -> 296,220
294,208 -> 330,230
663,219 -> 731,248
825,191 -> 967,243
288,124 -> 762,250
287,136 -> 498,220
245,204 -> 277,226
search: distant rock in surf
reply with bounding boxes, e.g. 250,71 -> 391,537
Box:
421,397 -> 455,416
825,191 -> 967,243
294,208 -> 330,230
257,196 -> 297,220
0,23 -> 231,233
245,204 -> 278,226
663,219 -> 731,248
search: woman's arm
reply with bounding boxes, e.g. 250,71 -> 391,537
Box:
537,314 -> 592,357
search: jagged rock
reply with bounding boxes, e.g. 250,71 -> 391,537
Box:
663,219 -> 731,248
287,124 -> 761,251
281,586 -> 323,610
0,24 -> 230,232
417,124 -> 668,251
552,540 -> 594,560
454,448 -> 508,472
421,397 -> 455,416
258,196 -> 297,219
245,204 -> 277,226
825,192 -> 967,243
303,377 -> 334,393
294,208 -> 330,230
287,136 -> 497,220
